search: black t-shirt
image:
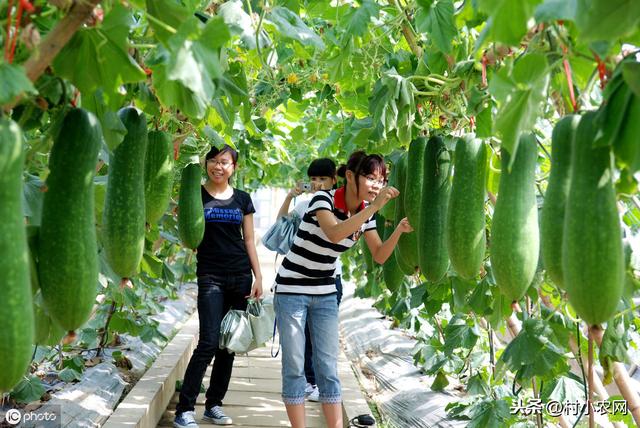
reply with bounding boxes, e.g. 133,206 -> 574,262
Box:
196,186 -> 256,276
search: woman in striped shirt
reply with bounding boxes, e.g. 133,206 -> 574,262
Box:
274,151 -> 413,428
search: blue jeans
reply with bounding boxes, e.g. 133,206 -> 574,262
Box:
275,293 -> 341,405
305,275 -> 342,385
175,272 -> 252,415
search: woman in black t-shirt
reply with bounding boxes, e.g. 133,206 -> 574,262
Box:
174,145 -> 263,428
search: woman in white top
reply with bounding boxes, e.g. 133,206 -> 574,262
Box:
274,151 -> 412,428
276,158 -> 339,401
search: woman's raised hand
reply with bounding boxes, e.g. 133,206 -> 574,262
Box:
372,186 -> 399,210
397,217 -> 413,233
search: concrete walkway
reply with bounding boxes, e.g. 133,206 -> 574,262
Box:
157,347 -> 327,427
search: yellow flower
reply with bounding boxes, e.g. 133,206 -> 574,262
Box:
287,73 -> 299,84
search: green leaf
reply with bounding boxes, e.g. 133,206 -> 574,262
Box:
268,6 -> 325,50
0,63 -> 36,105
342,0 -> 379,42
498,318 -> 569,382
475,105 -> 493,139
151,16 -> 228,120
467,374 -> 491,396
606,395 -> 636,425
110,311 -> 142,336
85,90 -> 127,151
419,342 -> 449,374
490,53 -> 549,156
416,0 -> 457,53
540,375 -> 585,404
443,315 -> 480,355
477,0 -> 542,46
22,174 -> 44,225
409,284 -> 428,308
451,276 -> 474,312
145,0 -> 189,45
10,375 -> 45,403
574,0 -> 640,43
63,355 -> 85,372
622,61 -> 640,98
218,0 -> 270,50
534,0 -> 577,22
467,399 -> 512,428
141,252 -> 164,278
600,317 -> 630,383
52,5 -> 146,96
467,278 -> 494,315
58,367 -> 82,382
431,370 -> 449,391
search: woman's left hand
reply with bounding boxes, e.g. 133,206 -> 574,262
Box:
249,278 -> 263,299
397,217 -> 413,233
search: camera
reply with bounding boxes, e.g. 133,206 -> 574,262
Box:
300,182 -> 312,192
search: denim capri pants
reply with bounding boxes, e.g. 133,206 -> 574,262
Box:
274,293 -> 341,405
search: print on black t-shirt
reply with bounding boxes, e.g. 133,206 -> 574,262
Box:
196,187 -> 256,276
204,207 -> 243,224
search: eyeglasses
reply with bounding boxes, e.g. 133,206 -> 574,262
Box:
207,159 -> 233,167
363,175 -> 385,186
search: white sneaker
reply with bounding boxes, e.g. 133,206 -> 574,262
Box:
306,384 -> 320,402
173,411 -> 199,428
203,405 -> 233,425
304,382 -> 315,395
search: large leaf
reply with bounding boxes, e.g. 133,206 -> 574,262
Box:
268,6 -> 325,50
85,90 -> 126,151
52,5 -> 146,96
10,375 -> 45,403
151,17 -> 229,120
541,375 -> 585,404
497,318 -> 569,382
416,0 -> 457,53
218,0 -> 271,49
534,0 -> 577,22
449,398 -> 513,428
477,0 -> 542,46
574,0 -> 640,42
490,53 -> 550,156
0,63 -> 36,105
341,0 -> 379,42
599,317 -> 630,384
467,400 -> 512,428
443,315 -> 481,355
145,0 -> 190,45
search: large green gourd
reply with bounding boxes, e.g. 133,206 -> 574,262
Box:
446,135 -> 487,279
394,153 -> 419,275
103,107 -> 148,278
404,137 -> 428,236
0,117 -> 34,392
563,112 -> 624,325
39,108 -> 102,331
419,136 -> 452,282
178,163 -> 205,250
144,130 -> 174,225
540,115 -> 580,288
490,134 -> 539,301
381,218 -> 404,292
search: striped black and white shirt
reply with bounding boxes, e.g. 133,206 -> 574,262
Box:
274,187 -> 376,295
